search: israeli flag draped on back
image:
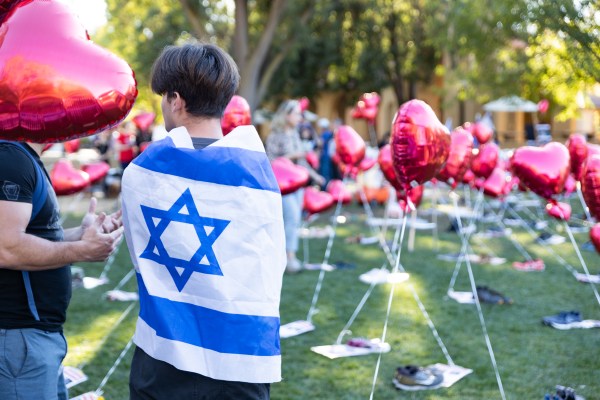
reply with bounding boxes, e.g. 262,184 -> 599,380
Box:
122,125 -> 286,383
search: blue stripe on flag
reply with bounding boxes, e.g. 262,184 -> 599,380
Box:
137,274 -> 281,356
133,138 -> 280,193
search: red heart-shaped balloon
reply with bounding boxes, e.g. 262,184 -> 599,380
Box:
299,97 -> 310,112
0,0 -> 137,143
470,143 -> 498,179
305,151 -> 319,170
335,125 -> 365,166
326,179 -> 352,205
437,126 -> 474,188
462,169 -> 475,185
271,157 -> 309,195
566,134 -> 587,181
510,142 -> 570,201
563,174 -> 576,195
303,186 -> 334,214
132,112 -> 156,132
590,224 -> 600,254
390,100 -> 450,190
378,144 -> 402,191
397,185 -> 424,211
483,167 -> 506,198
581,154 -> 600,221
221,95 -> 251,136
471,121 -> 493,144
50,158 -> 90,196
63,138 -> 80,154
546,201 -> 571,221
81,161 -> 110,185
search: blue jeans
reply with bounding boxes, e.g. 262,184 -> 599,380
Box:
282,189 -> 304,253
0,328 -> 68,400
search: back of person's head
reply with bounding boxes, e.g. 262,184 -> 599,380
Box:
150,43 -> 240,118
271,99 -> 300,133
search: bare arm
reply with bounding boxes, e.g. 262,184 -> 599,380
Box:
0,200 -> 123,271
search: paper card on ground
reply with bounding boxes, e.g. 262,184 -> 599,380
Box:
311,341 -> 391,359
575,272 -> 600,284
83,276 -> 109,289
69,392 -> 102,400
304,263 -> 335,272
430,363 -> 473,388
359,268 -> 410,285
63,366 -> 88,389
550,320 -> 600,330
447,290 -> 475,304
105,290 -> 139,301
280,320 -> 315,338
299,225 -> 334,239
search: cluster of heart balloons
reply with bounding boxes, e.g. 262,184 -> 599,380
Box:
0,0 -> 137,143
351,92 -> 380,124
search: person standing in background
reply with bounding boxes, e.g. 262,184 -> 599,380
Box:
265,100 -> 324,274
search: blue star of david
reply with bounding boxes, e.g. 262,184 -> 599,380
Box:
139,188 -> 230,291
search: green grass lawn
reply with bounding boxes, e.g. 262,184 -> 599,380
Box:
63,193 -> 600,399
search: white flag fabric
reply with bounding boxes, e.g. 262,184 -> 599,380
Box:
121,125 -> 286,383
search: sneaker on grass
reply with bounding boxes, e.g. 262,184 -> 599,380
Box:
542,311 -> 582,327
476,286 -> 513,305
392,365 -> 443,391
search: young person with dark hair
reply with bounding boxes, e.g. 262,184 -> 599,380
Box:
122,43 -> 285,400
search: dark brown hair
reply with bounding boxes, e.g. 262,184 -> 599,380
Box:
150,43 -> 240,118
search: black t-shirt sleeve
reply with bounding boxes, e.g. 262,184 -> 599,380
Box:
0,144 -> 36,204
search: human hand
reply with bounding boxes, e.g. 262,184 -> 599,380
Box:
80,213 -> 124,262
81,198 -> 123,234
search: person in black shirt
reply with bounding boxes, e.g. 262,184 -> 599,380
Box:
0,141 -> 124,400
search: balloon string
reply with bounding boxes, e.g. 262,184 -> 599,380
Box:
576,184 -> 593,222
306,175 -> 348,323
99,237 -> 124,280
373,204 -> 455,366
112,268 -> 135,292
95,336 -> 135,396
368,211 -> 408,400
484,206 -> 533,261
451,193 -> 507,400
447,189 -> 484,293
77,302 -> 137,370
358,185 -> 380,238
507,205 -> 579,277
561,219 -> 600,308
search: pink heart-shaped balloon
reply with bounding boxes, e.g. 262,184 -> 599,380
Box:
0,0 -> 137,143
581,154 -> 600,221
303,186 -> 334,214
221,95 -> 251,136
483,167 -> 506,198
132,112 -> 156,132
271,157 -> 309,195
510,142 -> 570,201
590,224 -> 600,254
81,161 -> 110,184
378,144 -> 402,191
437,126 -> 474,188
462,169 -> 475,185
563,174 -> 576,195
358,157 -> 376,172
390,100 -> 450,190
50,158 -> 90,195
470,143 -> 498,179
326,179 -> 352,205
299,97 -> 310,112
546,201 -> 571,221
471,121 -> 493,144
566,134 -> 587,181
335,125 -> 365,167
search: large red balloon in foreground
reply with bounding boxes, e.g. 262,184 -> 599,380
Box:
0,0 -> 137,142
390,100 -> 449,191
